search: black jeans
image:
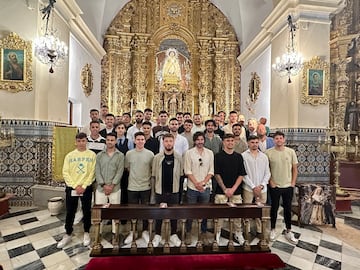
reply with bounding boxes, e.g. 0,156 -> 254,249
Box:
127,190 -> 151,231
270,186 -> 293,230
154,193 -> 179,235
65,186 -> 92,235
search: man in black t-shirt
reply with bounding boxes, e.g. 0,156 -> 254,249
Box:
214,133 -> 247,245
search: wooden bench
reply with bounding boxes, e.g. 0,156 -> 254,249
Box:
0,193 -> 14,218
91,203 -> 271,256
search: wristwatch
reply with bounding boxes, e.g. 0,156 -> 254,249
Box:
260,185 -> 264,190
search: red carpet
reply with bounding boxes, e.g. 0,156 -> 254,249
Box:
86,253 -> 285,270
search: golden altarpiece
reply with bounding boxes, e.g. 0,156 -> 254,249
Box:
101,0 -> 241,117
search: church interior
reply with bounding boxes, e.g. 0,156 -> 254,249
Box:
1,0 -> 360,269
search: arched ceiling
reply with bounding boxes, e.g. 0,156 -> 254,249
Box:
75,0 -> 276,51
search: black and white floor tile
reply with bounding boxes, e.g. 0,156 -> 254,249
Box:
1,207 -> 360,270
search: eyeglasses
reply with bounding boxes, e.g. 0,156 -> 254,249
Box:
198,158 -> 203,166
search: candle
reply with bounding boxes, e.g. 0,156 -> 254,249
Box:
318,136 -> 321,144
356,136 -> 359,144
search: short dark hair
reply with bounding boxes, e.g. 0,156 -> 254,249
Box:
135,110 -> 143,114
134,131 -> 145,139
106,132 -> 117,139
273,130 -> 285,138
193,131 -> 205,142
144,108 -> 153,113
163,133 -> 174,140
105,113 -> 115,118
101,105 -> 108,109
122,112 -> 131,117
232,123 -> 242,128
169,117 -> 178,122
176,112 -> 183,116
229,110 -> 238,115
114,122 -> 126,129
223,133 -> 235,140
142,121 -> 152,127
90,109 -> 99,113
205,119 -> 216,126
159,110 -> 168,116
90,120 -> 100,125
76,132 -> 87,140
183,112 -> 191,117
247,135 -> 259,141
184,119 -> 193,124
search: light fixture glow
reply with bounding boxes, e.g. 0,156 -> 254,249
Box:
272,15 -> 303,83
34,0 -> 68,73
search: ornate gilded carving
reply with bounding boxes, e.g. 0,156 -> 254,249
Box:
81,63 -> 93,97
301,57 -> 330,106
0,32 -> 32,93
101,0 -> 240,116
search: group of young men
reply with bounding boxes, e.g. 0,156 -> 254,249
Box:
57,107 -> 299,249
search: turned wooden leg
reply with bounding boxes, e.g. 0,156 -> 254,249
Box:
163,219 -> 170,254
180,219 -> 187,253
228,218 -> 235,251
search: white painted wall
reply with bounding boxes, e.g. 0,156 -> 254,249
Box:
68,34 -> 102,128
240,46 -> 271,125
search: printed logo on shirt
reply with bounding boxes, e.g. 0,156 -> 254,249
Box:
77,163 -> 85,174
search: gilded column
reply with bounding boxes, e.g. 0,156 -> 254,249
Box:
198,38 -> 212,117
213,39 -> 227,113
132,34 -> 150,111
118,33 -> 134,114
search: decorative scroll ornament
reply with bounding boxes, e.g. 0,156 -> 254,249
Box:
0,32 -> 33,92
301,56 -> 330,105
81,63 -> 93,97
249,72 -> 261,103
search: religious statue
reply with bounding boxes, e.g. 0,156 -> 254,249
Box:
168,93 -> 178,115
344,101 -> 360,131
162,48 -> 181,84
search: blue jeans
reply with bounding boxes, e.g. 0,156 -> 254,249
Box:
186,188 -> 210,233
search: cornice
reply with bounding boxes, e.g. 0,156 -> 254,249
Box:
238,0 -> 344,67
56,0 -> 106,63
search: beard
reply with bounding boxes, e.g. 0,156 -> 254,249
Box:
164,146 -> 174,152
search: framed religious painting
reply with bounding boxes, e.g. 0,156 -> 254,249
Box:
0,32 -> 33,92
301,56 -> 329,105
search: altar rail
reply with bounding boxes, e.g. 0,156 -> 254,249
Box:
91,203 -> 271,256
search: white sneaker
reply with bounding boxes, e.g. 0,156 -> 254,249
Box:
270,229 -> 276,241
124,231 -> 134,244
142,230 -> 150,243
170,234 -> 181,247
285,231 -> 298,245
152,234 -> 162,247
234,231 -> 245,245
83,232 -> 91,246
57,234 -> 71,249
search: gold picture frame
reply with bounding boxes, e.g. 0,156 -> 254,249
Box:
249,72 -> 261,103
301,56 -> 329,105
0,32 -> 32,92
81,63 -> 93,97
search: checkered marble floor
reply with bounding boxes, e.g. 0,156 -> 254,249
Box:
1,207 -> 360,270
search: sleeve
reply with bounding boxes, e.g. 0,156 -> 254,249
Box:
291,149 -> 298,165
95,154 -> 104,186
125,152 -> 130,169
262,155 -> 271,186
151,155 -> 157,177
214,153 -> 221,175
62,153 -> 72,187
183,150 -> 192,175
82,153 -> 96,189
112,153 -> 124,185
159,140 -> 164,153
127,139 -> 134,150
208,151 -> 214,176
